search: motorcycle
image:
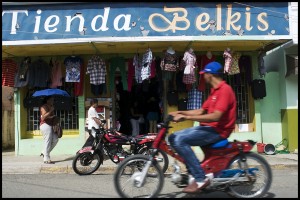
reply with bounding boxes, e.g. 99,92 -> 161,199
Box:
72,120 -> 169,175
113,115 -> 273,198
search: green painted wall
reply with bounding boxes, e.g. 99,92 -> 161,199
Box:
260,72 -> 283,145
264,44 -> 298,151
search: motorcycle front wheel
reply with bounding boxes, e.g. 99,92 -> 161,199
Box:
139,148 -> 169,173
72,152 -> 101,175
226,152 -> 272,198
114,154 -> 164,198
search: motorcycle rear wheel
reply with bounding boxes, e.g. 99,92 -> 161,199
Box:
226,152 -> 272,198
72,152 -> 101,175
114,154 -> 164,198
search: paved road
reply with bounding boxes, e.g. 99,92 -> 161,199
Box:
2,169 -> 298,198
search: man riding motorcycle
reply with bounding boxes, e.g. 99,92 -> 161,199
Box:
169,61 -> 237,193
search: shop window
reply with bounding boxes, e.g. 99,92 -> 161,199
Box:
26,84 -> 79,136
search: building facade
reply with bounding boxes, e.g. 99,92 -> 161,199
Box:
2,2 -> 297,156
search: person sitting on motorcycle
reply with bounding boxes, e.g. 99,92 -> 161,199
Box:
169,61 -> 237,193
82,98 -> 105,148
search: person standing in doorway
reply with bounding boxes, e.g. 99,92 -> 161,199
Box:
82,99 -> 103,148
146,96 -> 160,133
130,101 -> 143,136
40,96 -> 58,164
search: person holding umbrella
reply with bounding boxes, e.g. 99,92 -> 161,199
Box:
40,96 -> 58,164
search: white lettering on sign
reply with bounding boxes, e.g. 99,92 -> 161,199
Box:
113,14 -> 132,31
91,7 -> 110,31
66,14 -> 85,32
226,4 -> 241,31
34,9 -> 42,33
45,15 -> 60,32
2,10 -> 28,34
1,4 -> 275,36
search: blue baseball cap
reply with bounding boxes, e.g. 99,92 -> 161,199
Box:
199,61 -> 223,74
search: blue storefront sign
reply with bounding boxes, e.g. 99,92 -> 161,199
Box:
2,2 -> 290,41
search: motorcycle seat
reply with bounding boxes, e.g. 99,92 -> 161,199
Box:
210,139 -> 229,148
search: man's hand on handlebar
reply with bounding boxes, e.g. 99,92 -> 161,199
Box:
173,114 -> 185,122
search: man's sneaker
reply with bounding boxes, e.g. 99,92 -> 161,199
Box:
182,178 -> 210,193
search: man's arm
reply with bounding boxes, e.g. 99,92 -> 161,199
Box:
183,110 -> 223,122
170,108 -> 206,117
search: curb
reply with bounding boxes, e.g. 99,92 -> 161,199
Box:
3,164 -> 298,175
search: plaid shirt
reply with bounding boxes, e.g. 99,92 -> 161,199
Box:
183,74 -> 196,84
187,88 -> 202,110
86,55 -> 106,85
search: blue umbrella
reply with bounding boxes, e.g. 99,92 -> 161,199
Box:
32,89 -> 70,97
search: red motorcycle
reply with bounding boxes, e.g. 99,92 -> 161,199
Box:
72,120 -> 169,175
113,115 -> 272,198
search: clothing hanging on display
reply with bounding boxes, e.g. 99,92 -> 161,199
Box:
29,58 -> 51,88
228,52 -> 241,75
2,58 -> 17,87
18,57 -> 31,81
187,88 -> 202,110
134,54 -> 143,84
258,51 -> 266,78
109,56 -> 128,91
64,56 -> 83,82
14,65 -> 30,88
182,49 -> 197,75
141,48 -> 153,81
86,55 -> 107,95
160,49 -> 179,72
149,58 -> 156,79
223,48 -> 232,73
49,59 -> 63,88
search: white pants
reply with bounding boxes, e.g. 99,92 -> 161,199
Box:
130,119 -> 139,137
40,123 -> 59,162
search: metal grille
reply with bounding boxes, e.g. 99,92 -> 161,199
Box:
27,96 -> 79,133
202,73 -> 251,124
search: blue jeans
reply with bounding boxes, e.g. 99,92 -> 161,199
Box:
168,126 -> 223,182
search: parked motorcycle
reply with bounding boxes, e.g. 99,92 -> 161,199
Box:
113,115 -> 273,198
72,120 -> 169,175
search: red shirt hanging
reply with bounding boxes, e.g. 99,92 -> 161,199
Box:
2,59 -> 17,87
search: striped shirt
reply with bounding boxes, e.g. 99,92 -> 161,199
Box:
2,59 -> 17,87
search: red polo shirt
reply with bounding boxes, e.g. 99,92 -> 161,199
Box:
200,81 -> 236,138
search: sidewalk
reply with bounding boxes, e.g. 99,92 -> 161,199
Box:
2,150 -> 298,174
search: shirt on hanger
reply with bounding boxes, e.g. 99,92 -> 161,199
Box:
223,50 -> 233,73
187,88 -> 202,110
86,55 -> 106,85
228,52 -> 241,75
50,59 -> 63,88
29,58 -> 51,88
134,54 -> 143,84
64,56 -> 83,82
160,52 -> 179,72
183,51 -> 197,75
141,49 -> 153,80
2,59 -> 17,87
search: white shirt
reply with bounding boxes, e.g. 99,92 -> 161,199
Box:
87,106 -> 100,130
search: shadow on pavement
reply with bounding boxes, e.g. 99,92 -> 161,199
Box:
52,156 -> 75,163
